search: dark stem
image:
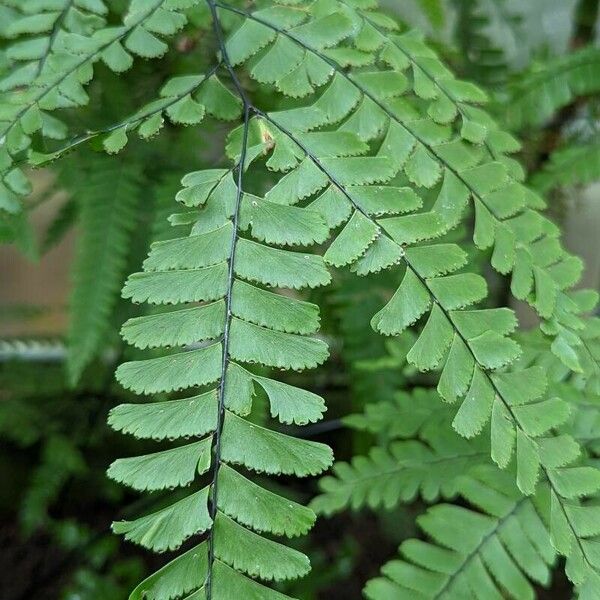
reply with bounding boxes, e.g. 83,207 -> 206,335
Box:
215,2 -> 566,277
204,1 -> 251,597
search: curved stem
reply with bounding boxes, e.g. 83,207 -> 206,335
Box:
215,2 -> 571,309
202,0 -> 596,582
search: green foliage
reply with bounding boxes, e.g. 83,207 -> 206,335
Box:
2,0 -> 600,597
108,155 -> 333,596
533,141 -> 600,193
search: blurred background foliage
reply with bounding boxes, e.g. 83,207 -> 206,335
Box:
1,0 -> 600,597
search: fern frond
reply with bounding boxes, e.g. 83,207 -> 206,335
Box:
68,0 -> 600,595
108,49 -> 334,594
532,140 -> 600,193
365,466 -> 558,600
29,65 -> 239,168
502,46 -> 600,129
343,387 -> 449,439
0,0 -> 198,214
211,3 -> 600,588
66,153 -> 143,385
219,0 -> 594,378
453,0 -> 519,86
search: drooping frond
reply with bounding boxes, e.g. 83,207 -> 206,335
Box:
502,46 -> 600,129
218,0 -> 594,377
30,66 -> 240,163
364,466 -> 558,600
0,0 -> 108,92
108,57 -> 334,592
211,1 -> 600,588
453,0 -> 519,86
65,153 -> 143,385
9,0 -> 594,595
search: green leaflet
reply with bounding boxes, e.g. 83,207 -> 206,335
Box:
217,464 -> 315,537
229,317 -> 329,370
129,543 -> 208,600
122,263 -> 228,304
427,273 -> 488,310
116,343 -> 222,395
221,411 -> 333,477
142,223 -> 233,270
347,185 -> 422,216
213,512 -> 310,581
264,157 -> 329,204
351,235 -> 404,275
252,374 -> 326,425
406,304 -> 454,371
324,209 -> 379,267
371,268 -> 431,336
231,280 -> 321,334
211,560 -> 294,599
113,488 -> 212,552
234,238 -> 331,289
404,244 -> 467,278
107,439 -> 212,492
241,195 -> 329,246
108,390 -> 218,441
121,301 -> 226,349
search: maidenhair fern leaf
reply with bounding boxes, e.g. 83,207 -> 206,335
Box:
108,48 -> 333,596
213,2 -> 600,591
312,387 -> 486,515
0,0 -> 206,215
503,46 -> 600,129
532,141 -> 600,193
